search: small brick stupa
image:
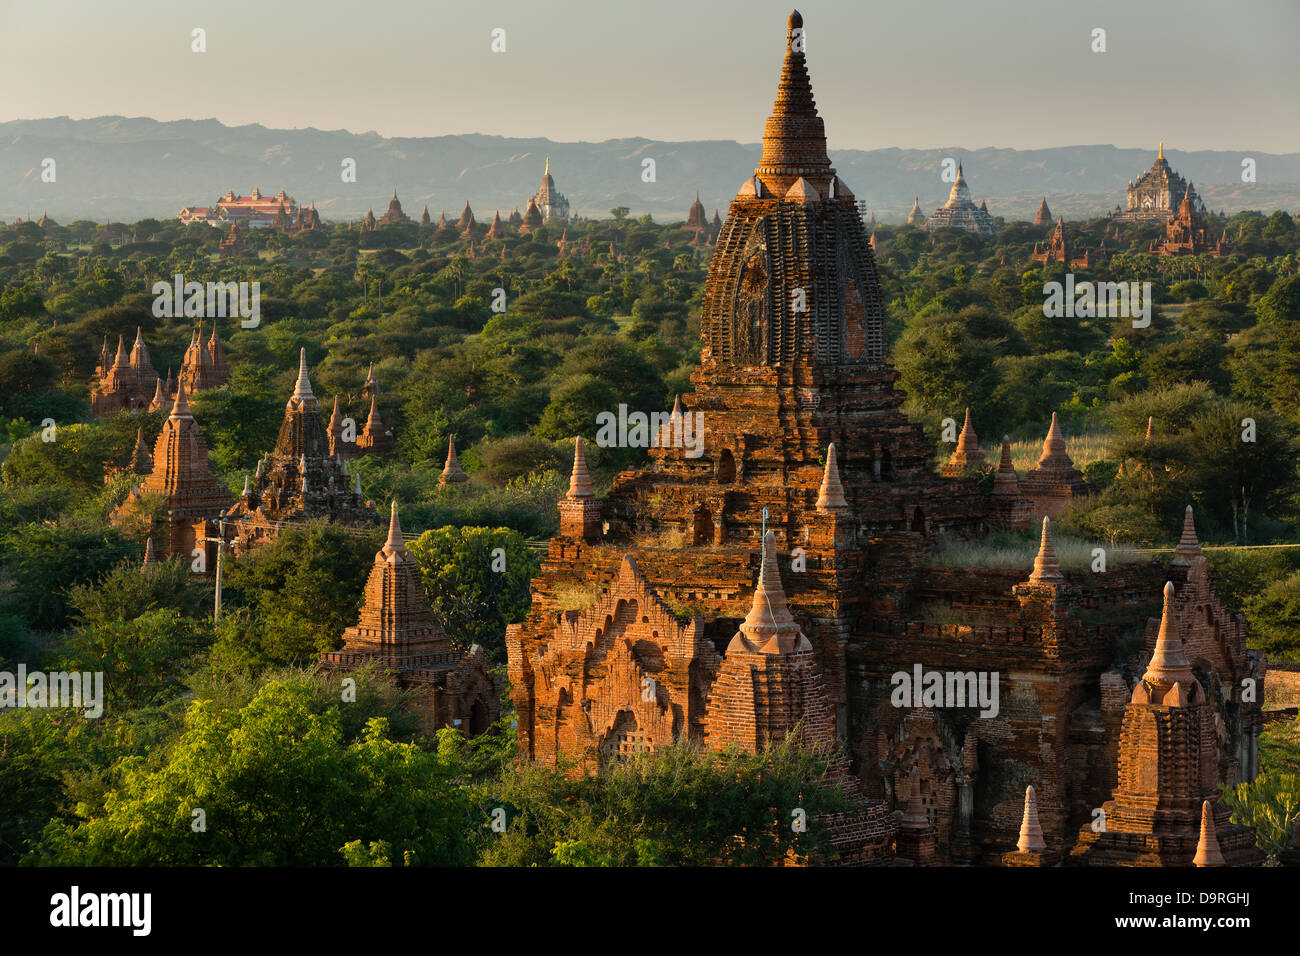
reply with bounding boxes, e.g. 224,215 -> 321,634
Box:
989,435 -> 1031,530
320,502 -> 499,733
438,435 -> 468,486
1070,581 -> 1264,866
1019,413 -> 1093,519
91,328 -> 159,414
355,393 -> 395,456
222,348 -> 375,553
941,408 -> 985,476
114,380 -> 231,560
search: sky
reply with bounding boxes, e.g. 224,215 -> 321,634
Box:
3,0 -> 1298,152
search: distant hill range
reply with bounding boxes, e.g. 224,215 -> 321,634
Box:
3,116 -> 1298,225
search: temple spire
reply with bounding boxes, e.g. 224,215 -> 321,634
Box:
440,434 -> 468,485
736,530 -> 807,654
170,378 -> 192,419
816,442 -> 849,512
756,11 -> 831,192
292,348 -> 314,400
1193,801 -> 1225,867
1142,581 -> 1196,688
1172,505 -> 1202,565
568,436 -> 593,499
142,537 -> 157,570
1158,140 -> 1164,160
1029,517 -> 1063,583
384,500 -> 404,553
1016,785 -> 1047,853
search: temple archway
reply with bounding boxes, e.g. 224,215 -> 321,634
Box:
718,449 -> 736,484
693,506 -> 715,545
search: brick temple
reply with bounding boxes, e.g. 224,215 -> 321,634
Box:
504,11 -> 1264,866
113,380 -> 232,561
1111,143 -> 1206,223
91,328 -> 158,414
222,348 -> 375,554
1030,217 -> 1105,269
1150,185 -> 1229,257
320,502 -> 499,734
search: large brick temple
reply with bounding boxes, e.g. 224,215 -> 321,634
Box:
505,11 -> 1266,866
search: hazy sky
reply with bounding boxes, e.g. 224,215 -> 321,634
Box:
4,0 -> 1298,152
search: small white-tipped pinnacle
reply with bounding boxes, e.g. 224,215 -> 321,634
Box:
353,473 -> 362,496
242,475 -> 250,496
568,436 -> 593,499
1193,801 -> 1226,867
1016,785 -> 1047,853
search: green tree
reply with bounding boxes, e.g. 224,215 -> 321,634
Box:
407,526 -> 538,657
39,681 -> 475,866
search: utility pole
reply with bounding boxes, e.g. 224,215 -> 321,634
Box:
214,515 -> 226,622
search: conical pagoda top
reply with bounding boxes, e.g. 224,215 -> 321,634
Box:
993,435 -> 1020,496
568,436 -> 593,499
732,530 -> 810,655
328,395 -> 342,429
440,434 -> 468,484
1016,785 -> 1047,853
1033,197 -> 1053,227
142,536 -> 157,569
292,348 -> 314,402
755,11 -> 833,196
1172,505 -> 1203,565
1193,801 -> 1225,867
1145,415 -> 1155,441
170,378 -> 193,419
816,442 -> 849,512
1158,140 -> 1164,161
907,195 -> 922,224
382,500 -> 405,556
1034,412 -> 1074,470
1139,581 -> 1197,692
1028,517 -> 1063,583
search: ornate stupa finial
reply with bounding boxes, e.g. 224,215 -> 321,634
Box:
1172,505 -> 1202,566
1029,517 -> 1063,583
731,530 -> 809,655
568,436 -> 593,499
1193,800 -> 1225,867
292,347 -> 314,400
816,442 -> 849,513
1016,785 -> 1047,853
1140,581 -> 1196,691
